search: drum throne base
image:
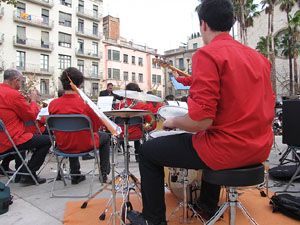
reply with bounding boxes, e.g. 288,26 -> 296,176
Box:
167,169 -> 205,224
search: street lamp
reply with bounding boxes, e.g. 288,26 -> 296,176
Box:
186,58 -> 191,74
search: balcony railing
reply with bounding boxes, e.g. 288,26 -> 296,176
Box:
0,33 -> 4,44
13,11 -> 54,29
25,0 -> 54,8
13,36 -> 54,52
76,27 -> 101,40
13,62 -> 54,75
75,48 -> 101,59
0,7 -> 4,18
76,7 -> 101,21
84,69 -> 100,79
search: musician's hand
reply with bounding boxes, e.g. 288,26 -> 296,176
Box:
29,89 -> 40,102
163,117 -> 176,131
172,71 -> 179,79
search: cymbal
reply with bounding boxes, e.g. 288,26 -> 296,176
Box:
113,90 -> 163,102
104,108 -> 152,118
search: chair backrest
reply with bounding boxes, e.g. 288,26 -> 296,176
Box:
0,119 -> 21,153
45,114 -> 97,151
24,121 -> 42,135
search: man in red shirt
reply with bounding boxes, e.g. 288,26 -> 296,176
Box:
48,67 -> 110,184
0,69 -> 50,185
127,0 -> 275,224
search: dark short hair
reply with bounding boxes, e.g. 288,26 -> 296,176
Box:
165,95 -> 175,101
107,83 -> 113,88
57,89 -> 65,97
60,67 -> 84,90
3,69 -> 21,81
197,0 -> 234,32
126,83 -> 141,92
147,91 -> 153,95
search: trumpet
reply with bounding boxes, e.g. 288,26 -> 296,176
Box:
20,89 -> 48,108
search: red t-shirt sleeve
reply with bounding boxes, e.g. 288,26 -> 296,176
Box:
176,76 -> 192,86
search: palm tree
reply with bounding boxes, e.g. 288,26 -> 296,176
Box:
256,35 -> 279,57
0,0 -> 17,6
290,11 -> 300,93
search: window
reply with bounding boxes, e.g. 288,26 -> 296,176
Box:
61,0 -> 72,7
193,43 -> 198,49
152,74 -> 157,83
157,75 -> 161,84
92,62 -> 98,77
123,71 -> 128,81
138,57 -> 143,66
169,72 -> 173,81
92,83 -> 99,97
113,69 -> 120,80
41,31 -> 49,48
93,23 -> 98,36
132,56 -> 135,64
40,54 -> 49,71
108,49 -> 112,60
58,54 -> 71,69
17,26 -> 26,44
169,60 -> 173,66
78,59 -> 84,73
58,32 -> 71,48
93,5 -> 98,18
78,0 -> 84,13
157,90 -> 162,97
123,54 -> 128,63
77,39 -> 84,54
108,68 -> 112,79
112,50 -> 120,61
16,51 -> 25,70
138,73 -> 143,82
59,11 -> 71,27
40,79 -> 49,95
41,9 -> 49,25
92,42 -> 98,56
179,58 -> 184,70
132,72 -> 136,81
78,19 -> 84,33
152,61 -> 156,68
17,2 -> 25,17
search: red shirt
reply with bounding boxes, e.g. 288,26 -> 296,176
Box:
189,33 -> 275,170
0,84 -> 39,153
176,76 -> 192,86
48,94 -> 103,153
145,102 -> 162,131
117,99 -> 152,140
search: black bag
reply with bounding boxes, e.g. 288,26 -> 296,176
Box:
0,182 -> 11,215
269,165 -> 300,180
270,194 -> 300,221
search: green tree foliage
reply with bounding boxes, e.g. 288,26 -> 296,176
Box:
0,0 -> 17,7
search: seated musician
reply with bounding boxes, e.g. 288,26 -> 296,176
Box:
0,69 -> 50,185
127,1 -> 275,225
48,67 -> 110,184
145,91 -> 163,131
117,83 -> 152,162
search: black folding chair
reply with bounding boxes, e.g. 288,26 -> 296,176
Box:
45,114 -> 102,198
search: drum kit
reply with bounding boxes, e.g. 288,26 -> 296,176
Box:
83,90 -> 203,224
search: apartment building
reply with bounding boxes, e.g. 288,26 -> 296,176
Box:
0,0 -> 104,99
102,15 -> 165,98
163,33 -> 203,98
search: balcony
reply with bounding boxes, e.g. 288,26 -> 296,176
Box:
13,62 -> 54,75
84,70 -> 101,80
0,33 -> 4,45
13,11 -> 54,30
0,7 -> 4,18
76,7 -> 101,22
76,27 -> 101,40
75,48 -> 101,59
13,36 -> 54,52
25,0 -> 54,8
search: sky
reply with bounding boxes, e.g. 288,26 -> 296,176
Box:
103,0 -> 201,54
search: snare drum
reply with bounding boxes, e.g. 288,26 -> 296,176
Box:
158,105 -> 188,120
149,129 -> 201,203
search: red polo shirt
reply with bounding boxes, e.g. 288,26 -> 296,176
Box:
189,33 -> 275,170
48,94 -> 103,153
0,83 -> 39,153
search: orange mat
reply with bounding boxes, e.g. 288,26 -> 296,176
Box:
63,190 -> 299,225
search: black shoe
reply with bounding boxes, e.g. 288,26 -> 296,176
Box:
127,210 -> 167,225
20,174 -> 46,185
194,203 -> 221,221
82,154 -> 95,160
71,175 -> 86,184
100,174 -> 108,183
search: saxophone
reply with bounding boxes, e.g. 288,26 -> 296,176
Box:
143,113 -> 156,131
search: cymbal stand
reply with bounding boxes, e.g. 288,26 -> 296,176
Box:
167,169 -> 205,224
101,118 -> 142,224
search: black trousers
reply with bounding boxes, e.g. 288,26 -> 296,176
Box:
2,134 -> 51,173
139,133 -> 220,224
69,131 -> 111,175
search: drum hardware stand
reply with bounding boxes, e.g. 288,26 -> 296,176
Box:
167,169 -> 205,224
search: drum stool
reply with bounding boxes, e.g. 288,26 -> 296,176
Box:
202,164 -> 264,225
167,168 -> 205,224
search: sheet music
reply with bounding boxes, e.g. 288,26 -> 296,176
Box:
97,96 -> 114,112
167,101 -> 179,106
36,107 -> 49,120
178,101 -> 188,109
